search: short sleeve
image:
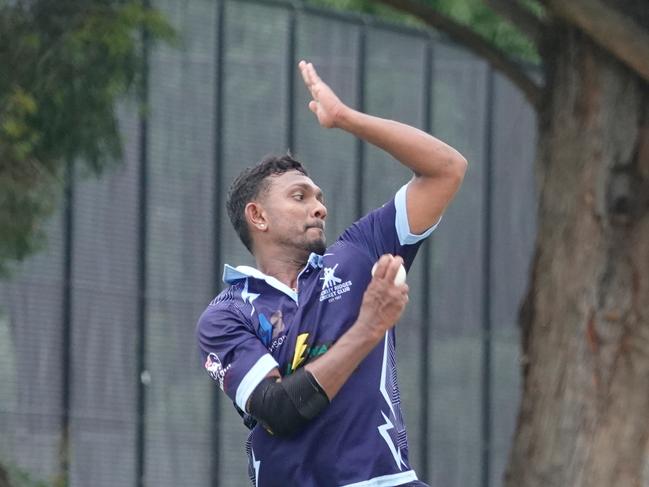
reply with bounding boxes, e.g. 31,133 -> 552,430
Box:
196,304 -> 278,411
338,183 -> 440,269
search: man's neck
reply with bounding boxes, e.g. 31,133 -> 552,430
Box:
254,248 -> 309,290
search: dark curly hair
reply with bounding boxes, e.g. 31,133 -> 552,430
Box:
226,154 -> 308,253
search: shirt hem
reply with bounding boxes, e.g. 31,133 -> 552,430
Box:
338,470 -> 418,487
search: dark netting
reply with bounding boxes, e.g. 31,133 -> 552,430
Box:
68,100 -> 140,487
219,2 -> 291,485
363,26 -> 430,474
0,208 -> 64,483
144,0 -> 217,485
363,28 -> 427,213
429,42 -> 490,487
294,13 -> 361,241
489,73 -> 537,486
0,1 -> 539,485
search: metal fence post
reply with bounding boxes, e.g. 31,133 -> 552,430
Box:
210,0 -> 227,485
60,157 -> 74,484
419,37 -> 435,483
135,1 -> 151,483
286,3 -> 297,152
355,21 -> 367,219
481,66 -> 496,487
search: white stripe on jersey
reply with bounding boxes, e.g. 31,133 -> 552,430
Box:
394,183 -> 440,246
339,469 -> 419,487
235,353 -> 278,411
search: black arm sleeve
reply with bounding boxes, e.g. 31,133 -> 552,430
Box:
247,368 -> 330,437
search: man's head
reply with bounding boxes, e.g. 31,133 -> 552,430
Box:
226,154 -> 327,257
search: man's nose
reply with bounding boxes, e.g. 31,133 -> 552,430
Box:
313,201 -> 327,220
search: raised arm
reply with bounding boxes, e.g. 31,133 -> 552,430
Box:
299,60 -> 467,234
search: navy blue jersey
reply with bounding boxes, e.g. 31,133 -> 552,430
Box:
197,184 -> 439,486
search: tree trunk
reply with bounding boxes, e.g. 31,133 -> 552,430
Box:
505,25 -> 649,487
0,464 -> 11,487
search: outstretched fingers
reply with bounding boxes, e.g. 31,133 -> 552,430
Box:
299,60 -> 312,87
299,60 -> 322,99
306,62 -> 321,84
298,60 -> 344,129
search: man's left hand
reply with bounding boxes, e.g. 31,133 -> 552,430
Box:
299,60 -> 347,129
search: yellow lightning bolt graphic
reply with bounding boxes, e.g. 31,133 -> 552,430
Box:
291,333 -> 310,372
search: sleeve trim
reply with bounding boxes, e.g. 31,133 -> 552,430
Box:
235,354 -> 279,411
394,183 -> 441,246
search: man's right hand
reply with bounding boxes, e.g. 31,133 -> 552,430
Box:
356,254 -> 410,340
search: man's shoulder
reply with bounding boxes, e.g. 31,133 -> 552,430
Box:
198,284 -> 249,328
333,197 -> 397,249
340,198 -> 396,234
210,282 -> 243,306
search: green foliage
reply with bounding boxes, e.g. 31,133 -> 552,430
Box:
0,0 -> 174,276
1,461 -> 48,487
306,0 -> 425,26
305,0 -> 541,63
437,0 -> 539,62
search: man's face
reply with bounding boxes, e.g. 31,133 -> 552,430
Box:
257,170 -> 328,256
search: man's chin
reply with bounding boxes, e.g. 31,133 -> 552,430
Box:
306,238 -> 327,255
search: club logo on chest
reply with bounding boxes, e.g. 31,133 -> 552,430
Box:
319,263 -> 353,303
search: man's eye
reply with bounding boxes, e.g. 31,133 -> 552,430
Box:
293,193 -> 304,200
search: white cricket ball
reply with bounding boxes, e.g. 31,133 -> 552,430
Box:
371,261 -> 407,285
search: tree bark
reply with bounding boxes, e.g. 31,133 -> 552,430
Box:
506,25 -> 649,487
545,0 -> 649,84
0,464 -> 11,487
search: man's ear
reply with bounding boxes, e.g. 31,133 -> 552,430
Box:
245,201 -> 268,232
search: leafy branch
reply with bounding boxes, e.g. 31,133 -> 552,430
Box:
0,0 -> 174,276
376,0 -> 544,109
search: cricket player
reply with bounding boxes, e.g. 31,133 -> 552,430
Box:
196,61 -> 467,486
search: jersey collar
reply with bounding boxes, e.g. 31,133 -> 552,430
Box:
222,252 -> 324,303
